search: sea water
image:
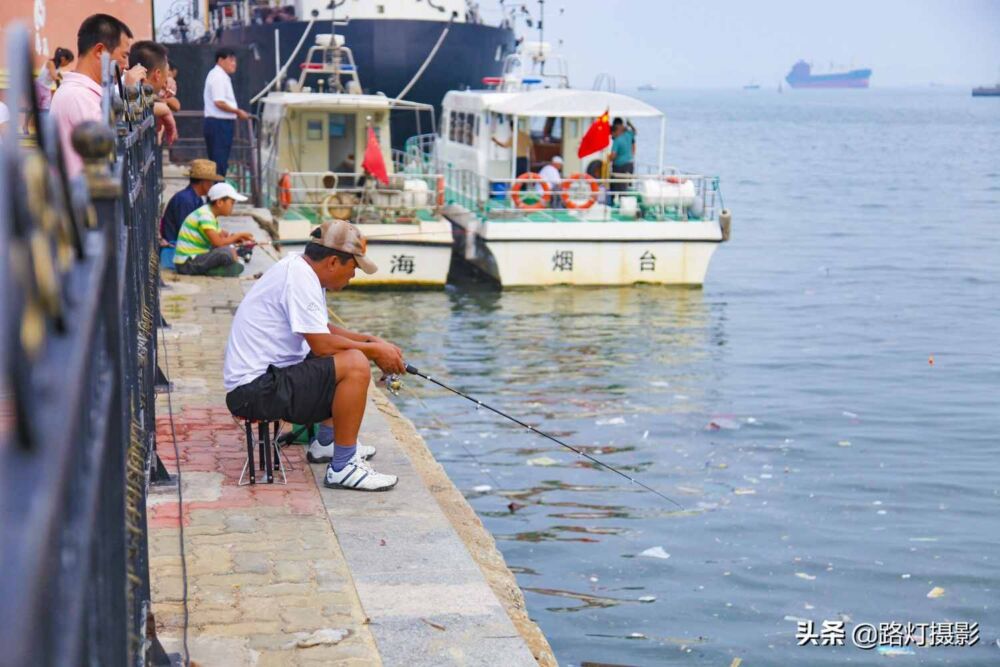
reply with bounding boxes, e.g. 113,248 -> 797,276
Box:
331,87 -> 1000,665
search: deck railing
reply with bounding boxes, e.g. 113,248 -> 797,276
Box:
442,164 -> 722,223
262,167 -> 444,225
1,26 -> 170,667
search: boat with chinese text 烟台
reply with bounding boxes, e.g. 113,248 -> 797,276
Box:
409,42 -> 730,287
258,35 -> 452,287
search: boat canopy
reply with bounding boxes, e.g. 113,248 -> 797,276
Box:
460,88 -> 663,119
262,92 -> 433,112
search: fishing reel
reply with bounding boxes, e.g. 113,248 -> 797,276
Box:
380,373 -> 403,396
235,241 -> 255,263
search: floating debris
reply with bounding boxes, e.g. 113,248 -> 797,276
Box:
837,440 -> 852,447
638,595 -> 657,603
730,659 -> 743,667
734,488 -> 756,496
472,484 -> 492,493
842,411 -> 859,419
901,574 -> 911,579
926,587 -> 945,599
639,546 -> 671,560
928,355 -> 934,365
286,628 -> 350,648
627,632 -> 647,639
507,501 -> 526,513
421,618 -> 446,631
795,572 -> 817,581
527,456 -> 559,466
649,380 -> 671,388
707,415 -> 741,430
596,416 -> 626,426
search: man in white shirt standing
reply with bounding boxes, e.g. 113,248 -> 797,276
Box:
203,47 -> 248,179
539,155 -> 563,189
224,220 -> 407,491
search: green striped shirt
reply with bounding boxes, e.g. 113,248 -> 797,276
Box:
174,204 -> 219,264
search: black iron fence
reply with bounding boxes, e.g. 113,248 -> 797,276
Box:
1,25 -> 170,666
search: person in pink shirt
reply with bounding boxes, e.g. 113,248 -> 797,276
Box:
50,14 -> 137,177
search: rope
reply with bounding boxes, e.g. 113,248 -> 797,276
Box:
392,21 -> 451,105
249,18 -> 317,105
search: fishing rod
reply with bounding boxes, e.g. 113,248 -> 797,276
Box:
402,364 -> 684,510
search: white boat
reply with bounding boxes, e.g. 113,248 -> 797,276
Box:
258,34 -> 452,287
419,42 -> 731,287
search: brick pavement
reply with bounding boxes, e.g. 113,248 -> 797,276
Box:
149,274 -> 381,666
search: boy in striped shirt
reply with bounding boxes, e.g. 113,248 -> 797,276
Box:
174,182 -> 255,275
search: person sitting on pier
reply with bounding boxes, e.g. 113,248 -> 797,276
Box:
160,159 -> 224,246
173,182 -> 255,276
224,220 -> 406,492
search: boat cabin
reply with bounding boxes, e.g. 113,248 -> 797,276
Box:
439,88 -> 665,181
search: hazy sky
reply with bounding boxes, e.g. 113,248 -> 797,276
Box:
494,0 -> 1000,88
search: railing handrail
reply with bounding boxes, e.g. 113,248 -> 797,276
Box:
1,24 -> 169,667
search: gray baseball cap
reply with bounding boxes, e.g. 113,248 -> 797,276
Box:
312,219 -> 378,274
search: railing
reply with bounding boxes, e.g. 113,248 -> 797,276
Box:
168,110 -> 261,205
1,25 -> 170,667
442,164 -> 723,223
263,167 -> 445,225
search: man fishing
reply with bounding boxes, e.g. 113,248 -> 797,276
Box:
223,220 -> 406,491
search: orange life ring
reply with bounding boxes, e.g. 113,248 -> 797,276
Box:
510,172 -> 550,210
278,173 -> 292,209
665,175 -> 688,184
560,173 -> 599,209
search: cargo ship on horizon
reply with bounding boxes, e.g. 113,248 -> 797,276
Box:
785,60 -> 872,89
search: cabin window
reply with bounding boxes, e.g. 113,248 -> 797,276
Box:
306,119 -> 323,141
328,115 -> 347,138
448,111 -> 457,142
462,113 -> 474,145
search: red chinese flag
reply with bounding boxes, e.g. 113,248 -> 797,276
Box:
362,126 -> 389,185
577,109 -> 611,159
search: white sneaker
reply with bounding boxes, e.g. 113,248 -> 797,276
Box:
324,455 -> 397,492
306,439 -> 376,463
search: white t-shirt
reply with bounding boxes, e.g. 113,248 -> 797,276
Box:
539,164 -> 562,187
223,254 -> 329,390
204,64 -> 237,119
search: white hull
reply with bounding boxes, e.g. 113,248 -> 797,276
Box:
455,217 -> 723,286
277,218 -> 453,287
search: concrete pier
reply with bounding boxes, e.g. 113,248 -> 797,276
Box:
148,214 -> 555,666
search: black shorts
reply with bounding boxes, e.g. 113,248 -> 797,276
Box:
226,356 -> 336,425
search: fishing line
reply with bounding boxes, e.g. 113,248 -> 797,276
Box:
404,364 -> 684,510
157,300 -> 190,666
322,303 -> 505,492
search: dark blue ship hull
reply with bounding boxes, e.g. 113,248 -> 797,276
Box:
168,19 -> 515,147
785,60 -> 872,89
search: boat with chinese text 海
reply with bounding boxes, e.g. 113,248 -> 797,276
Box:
258,35 -> 452,287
